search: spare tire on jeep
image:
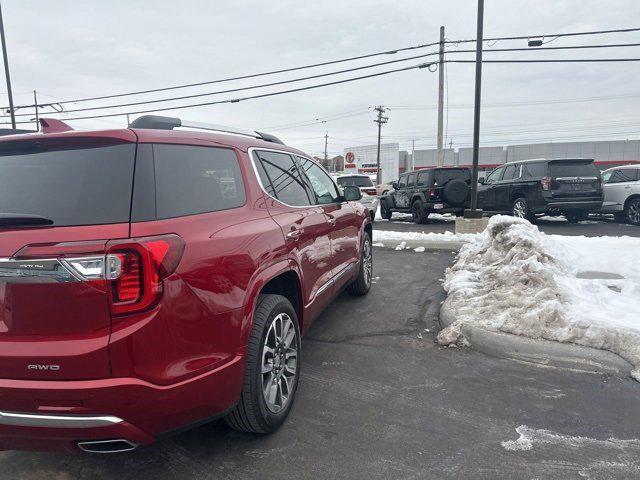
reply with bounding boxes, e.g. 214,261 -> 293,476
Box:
441,179 -> 469,207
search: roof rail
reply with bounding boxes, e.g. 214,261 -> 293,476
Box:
129,115 -> 284,145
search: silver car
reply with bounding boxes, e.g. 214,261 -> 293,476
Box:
336,174 -> 379,222
601,165 -> 640,225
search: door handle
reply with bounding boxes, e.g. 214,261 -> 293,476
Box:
327,217 -> 336,226
286,229 -> 303,240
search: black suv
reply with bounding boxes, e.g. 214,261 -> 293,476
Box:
477,158 -> 603,222
380,167 -> 470,223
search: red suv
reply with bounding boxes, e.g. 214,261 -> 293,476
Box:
0,115 -> 372,453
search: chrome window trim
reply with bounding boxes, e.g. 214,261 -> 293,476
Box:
0,410 -> 123,428
249,147 -> 342,209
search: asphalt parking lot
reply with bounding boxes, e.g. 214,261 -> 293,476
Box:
3,248 -> 640,479
376,213 -> 640,238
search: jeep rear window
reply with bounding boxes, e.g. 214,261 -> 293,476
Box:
0,142 -> 135,227
549,160 -> 599,177
434,169 -> 470,185
336,176 -> 373,187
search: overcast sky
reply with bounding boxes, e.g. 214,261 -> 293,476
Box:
2,0 -> 640,156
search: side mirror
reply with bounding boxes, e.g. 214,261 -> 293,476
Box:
478,177 -> 486,185
391,181 -> 398,190
343,185 -> 362,201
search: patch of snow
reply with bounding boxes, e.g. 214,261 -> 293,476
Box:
414,246 -> 425,253
395,241 -> 407,251
373,229 -> 479,244
502,425 -> 640,452
372,242 -> 385,247
441,215 -> 640,377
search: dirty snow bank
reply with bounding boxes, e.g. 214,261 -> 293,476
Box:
438,215 -> 640,380
373,229 -> 479,244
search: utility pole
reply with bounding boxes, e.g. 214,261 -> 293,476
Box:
323,131 -> 329,170
436,25 -> 445,167
466,0 -> 484,217
0,2 -> 16,129
373,105 -> 388,185
411,139 -> 416,172
33,90 -> 38,131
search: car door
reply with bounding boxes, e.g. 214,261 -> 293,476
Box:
495,164 -> 520,211
296,156 -> 359,294
252,150 -> 335,318
477,166 -> 505,211
603,168 -> 639,211
394,174 -> 410,209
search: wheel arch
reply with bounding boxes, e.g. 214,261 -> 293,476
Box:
624,194 -> 640,211
241,261 -> 304,345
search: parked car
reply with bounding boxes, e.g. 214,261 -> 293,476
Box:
376,182 -> 392,196
336,174 -> 379,222
0,115 -> 373,453
477,158 -> 603,223
601,165 -> 640,225
379,167 -> 471,223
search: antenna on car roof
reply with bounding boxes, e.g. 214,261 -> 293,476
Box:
39,118 -> 74,134
129,115 -> 285,145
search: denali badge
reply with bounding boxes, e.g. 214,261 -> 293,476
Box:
27,364 -> 60,371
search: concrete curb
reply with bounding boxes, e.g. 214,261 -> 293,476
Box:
439,296 -> 633,377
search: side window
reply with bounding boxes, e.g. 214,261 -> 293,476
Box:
606,169 -> 638,183
254,150 -> 313,206
297,157 -> 340,205
522,163 -> 546,179
416,171 -> 429,186
398,175 -> 407,188
502,164 -> 519,181
485,167 -> 504,184
154,144 -> 245,219
406,173 -> 417,187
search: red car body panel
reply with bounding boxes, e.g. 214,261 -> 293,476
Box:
0,126 -> 371,452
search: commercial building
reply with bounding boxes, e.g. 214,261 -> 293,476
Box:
345,139 -> 640,182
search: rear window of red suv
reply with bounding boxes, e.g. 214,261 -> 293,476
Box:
0,141 -> 135,226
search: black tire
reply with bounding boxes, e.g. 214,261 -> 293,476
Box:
347,232 -> 373,296
225,294 -> 301,433
380,200 -> 393,220
511,197 -> 533,221
441,179 -> 469,207
565,211 -> 589,223
411,200 -> 429,224
625,198 -> 640,225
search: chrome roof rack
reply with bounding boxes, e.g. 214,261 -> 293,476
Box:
129,115 -> 284,145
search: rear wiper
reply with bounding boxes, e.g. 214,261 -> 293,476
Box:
0,213 -> 54,227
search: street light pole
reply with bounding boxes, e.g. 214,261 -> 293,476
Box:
0,2 -> 16,129
466,0 -> 484,217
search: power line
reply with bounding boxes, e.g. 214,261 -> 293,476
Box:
9,26 -> 640,112
448,57 -> 640,64
444,26 -> 640,46
0,61 -> 438,125
7,41 -> 441,110
8,50 -> 442,118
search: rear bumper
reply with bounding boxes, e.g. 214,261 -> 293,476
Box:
0,354 -> 244,452
360,196 -> 379,212
544,200 -> 603,212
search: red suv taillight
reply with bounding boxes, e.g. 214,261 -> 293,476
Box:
106,234 -> 185,316
428,187 -> 438,197
542,176 -> 551,191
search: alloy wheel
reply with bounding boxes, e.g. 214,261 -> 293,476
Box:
513,200 -> 527,218
262,313 -> 298,413
362,237 -> 373,288
629,200 -> 640,225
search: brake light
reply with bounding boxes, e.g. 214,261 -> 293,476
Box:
363,188 -> 377,196
428,187 -> 438,197
542,176 -> 551,191
106,234 -> 185,316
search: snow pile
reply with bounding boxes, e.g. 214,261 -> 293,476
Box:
439,215 -> 640,380
373,229 -> 479,244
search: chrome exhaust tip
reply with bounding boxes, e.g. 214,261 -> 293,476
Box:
77,439 -> 138,454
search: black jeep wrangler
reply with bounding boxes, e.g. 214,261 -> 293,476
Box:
477,158 -> 603,223
380,167 -> 470,223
